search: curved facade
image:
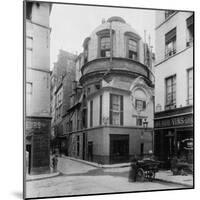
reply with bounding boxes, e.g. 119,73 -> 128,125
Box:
68,17 -> 154,164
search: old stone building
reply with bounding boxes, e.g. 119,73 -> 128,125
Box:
66,16 -> 155,164
50,50 -> 77,154
154,11 -> 194,167
25,2 -> 52,174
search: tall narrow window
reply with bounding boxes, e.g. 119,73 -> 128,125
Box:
165,75 -> 176,109
187,68 -> 193,105
186,15 -> 194,47
165,28 -> 176,58
99,95 -> 102,125
110,94 -> 123,125
84,45 -> 88,64
100,37 -> 111,57
90,100 -> 93,127
128,39 -> 137,60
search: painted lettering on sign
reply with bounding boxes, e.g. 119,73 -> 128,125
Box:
155,115 -> 193,128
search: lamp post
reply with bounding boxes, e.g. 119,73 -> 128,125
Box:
143,118 -> 148,130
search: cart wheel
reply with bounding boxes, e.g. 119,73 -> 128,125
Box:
136,168 -> 145,182
148,171 -> 155,181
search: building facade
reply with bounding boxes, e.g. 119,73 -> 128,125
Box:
25,2 -> 52,174
154,11 -> 194,167
50,50 -> 77,154
66,17 -> 155,164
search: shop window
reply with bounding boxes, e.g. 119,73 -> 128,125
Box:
90,100 -> 93,127
165,75 -> 176,109
186,15 -> 194,47
135,99 -> 146,111
110,94 -> 123,125
128,39 -> 138,60
187,68 -> 193,105
165,28 -> 176,58
165,10 -> 176,19
26,82 -> 33,95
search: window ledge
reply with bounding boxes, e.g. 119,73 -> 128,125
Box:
155,45 -> 193,67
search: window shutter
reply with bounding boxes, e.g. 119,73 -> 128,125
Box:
165,28 -> 176,43
187,15 -> 194,27
120,95 -> 123,125
110,94 -> 113,125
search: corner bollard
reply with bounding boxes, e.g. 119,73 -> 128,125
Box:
129,158 -> 137,182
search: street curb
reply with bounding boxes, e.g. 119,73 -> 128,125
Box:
61,156 -> 193,187
62,156 -> 131,169
154,178 -> 193,188
26,172 -> 60,182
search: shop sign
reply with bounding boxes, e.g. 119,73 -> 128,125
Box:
25,117 -> 50,134
155,114 -> 193,128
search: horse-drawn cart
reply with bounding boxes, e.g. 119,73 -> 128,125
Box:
136,159 -> 160,182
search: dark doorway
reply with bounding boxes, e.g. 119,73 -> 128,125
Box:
26,144 -> 31,174
140,143 -> 144,156
88,141 -> 93,161
110,134 -> 129,164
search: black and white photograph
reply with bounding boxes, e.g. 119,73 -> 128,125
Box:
24,0 -> 194,199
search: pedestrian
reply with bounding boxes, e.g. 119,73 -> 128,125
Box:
52,154 -> 58,172
129,156 -> 138,182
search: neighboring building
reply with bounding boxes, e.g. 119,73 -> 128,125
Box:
25,2 -> 52,174
66,16 -> 155,164
50,50 -> 77,154
154,11 -> 194,167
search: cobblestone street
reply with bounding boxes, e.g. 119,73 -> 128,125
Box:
26,157 -> 187,199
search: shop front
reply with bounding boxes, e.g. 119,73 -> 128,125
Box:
154,106 -> 193,168
25,116 -> 51,174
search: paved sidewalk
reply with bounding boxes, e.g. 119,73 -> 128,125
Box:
62,156 -> 193,187
26,168 -> 60,181
155,170 -> 193,187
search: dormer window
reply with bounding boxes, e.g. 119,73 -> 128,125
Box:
125,32 -> 140,61
128,39 -> 137,60
82,37 -> 90,64
100,37 -> 111,57
96,29 -> 114,58
84,46 -> 88,64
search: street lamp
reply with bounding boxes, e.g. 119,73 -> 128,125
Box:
143,118 -> 148,130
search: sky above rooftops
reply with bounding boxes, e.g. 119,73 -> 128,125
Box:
50,3 -> 155,69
